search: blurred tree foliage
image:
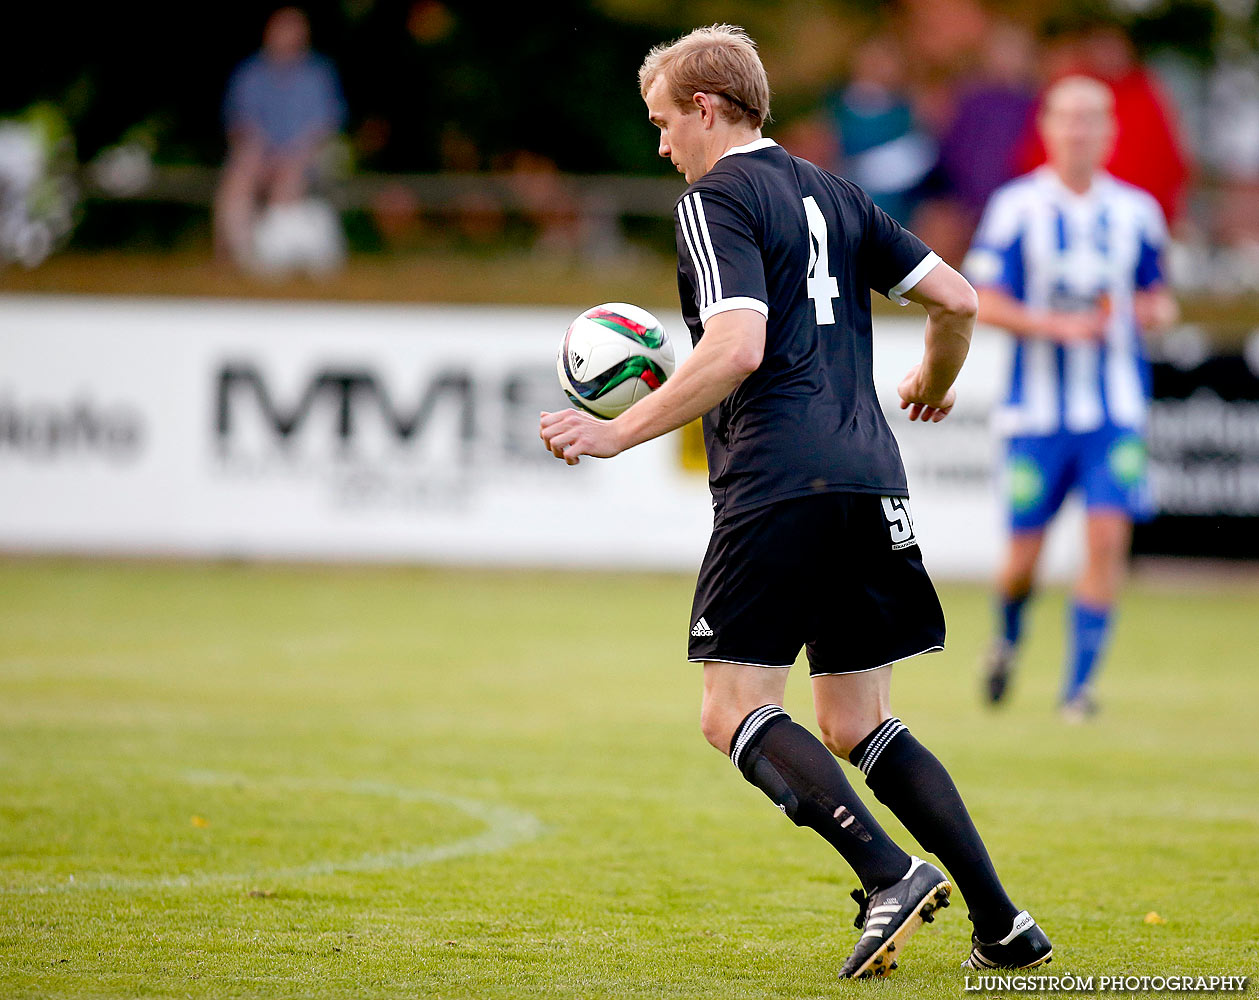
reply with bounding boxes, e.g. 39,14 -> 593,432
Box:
0,0 -> 1241,176
2,1 -> 671,173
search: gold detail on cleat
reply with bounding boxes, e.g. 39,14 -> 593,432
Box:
842,879 -> 953,980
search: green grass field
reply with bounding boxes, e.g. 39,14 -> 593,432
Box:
2,560 -> 1256,998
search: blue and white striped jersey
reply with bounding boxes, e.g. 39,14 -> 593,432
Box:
964,166 -> 1168,437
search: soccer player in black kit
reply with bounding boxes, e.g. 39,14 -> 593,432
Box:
540,24 -> 1053,979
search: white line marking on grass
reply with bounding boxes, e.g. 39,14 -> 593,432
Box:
3,771 -> 544,894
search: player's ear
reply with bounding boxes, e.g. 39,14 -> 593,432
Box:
692,92 -> 710,122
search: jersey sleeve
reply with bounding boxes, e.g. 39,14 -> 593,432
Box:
859,193 -> 940,306
674,186 -> 768,325
1134,193 -> 1170,290
963,187 -> 1026,300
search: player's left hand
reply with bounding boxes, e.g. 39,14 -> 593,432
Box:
897,365 -> 956,423
539,409 -> 626,465
1133,290 -> 1179,333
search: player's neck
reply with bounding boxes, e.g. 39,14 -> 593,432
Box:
704,129 -> 763,174
1053,164 -> 1097,195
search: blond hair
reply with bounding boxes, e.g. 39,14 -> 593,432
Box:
638,24 -> 771,128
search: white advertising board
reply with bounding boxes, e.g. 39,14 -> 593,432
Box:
0,295 -> 1083,578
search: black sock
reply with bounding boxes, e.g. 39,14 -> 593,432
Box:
730,705 -> 911,893
851,718 -> 1019,942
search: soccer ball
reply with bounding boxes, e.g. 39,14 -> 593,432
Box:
557,302 -> 676,419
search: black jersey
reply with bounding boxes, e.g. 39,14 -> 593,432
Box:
673,138 -> 940,522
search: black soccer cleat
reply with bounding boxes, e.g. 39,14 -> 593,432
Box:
838,857 -> 952,979
983,640 -> 1017,705
963,910 -> 1054,970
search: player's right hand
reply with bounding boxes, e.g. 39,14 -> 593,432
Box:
897,365 -> 956,423
539,409 -> 626,465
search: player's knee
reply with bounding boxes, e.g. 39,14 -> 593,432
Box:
816,718 -> 859,762
699,703 -> 737,754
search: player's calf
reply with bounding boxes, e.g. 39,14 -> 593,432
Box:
850,717 -> 1022,943
728,705 -> 911,893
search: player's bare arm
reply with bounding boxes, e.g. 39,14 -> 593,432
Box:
1133,286 -> 1179,333
975,286 -> 1107,344
898,260 -> 977,422
540,308 -> 765,465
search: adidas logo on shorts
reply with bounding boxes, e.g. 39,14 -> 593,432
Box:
691,616 -> 714,637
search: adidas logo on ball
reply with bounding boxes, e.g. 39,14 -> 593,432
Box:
556,302 -> 675,420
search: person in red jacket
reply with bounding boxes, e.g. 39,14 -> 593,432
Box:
1016,19 -> 1191,225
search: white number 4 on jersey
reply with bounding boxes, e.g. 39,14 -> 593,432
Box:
802,196 -> 840,325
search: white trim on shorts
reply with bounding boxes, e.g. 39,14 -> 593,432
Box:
810,643 -> 945,677
688,657 -> 794,669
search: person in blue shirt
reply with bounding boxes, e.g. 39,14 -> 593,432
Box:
213,7 -> 346,266
964,76 -> 1178,721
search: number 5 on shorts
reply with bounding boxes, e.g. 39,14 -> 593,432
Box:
881,496 -> 917,550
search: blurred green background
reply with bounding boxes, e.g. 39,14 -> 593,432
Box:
3,0 -> 1258,316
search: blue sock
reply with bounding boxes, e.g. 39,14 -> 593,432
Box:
999,592 -> 1031,647
1065,602 -> 1112,700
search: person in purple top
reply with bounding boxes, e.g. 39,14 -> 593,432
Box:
213,7 -> 346,266
937,23 -> 1039,232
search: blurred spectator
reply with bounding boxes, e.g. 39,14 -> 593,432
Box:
1016,20 -> 1191,225
505,151 -> 581,253
825,34 -> 937,225
439,126 -> 504,244
1205,48 -> 1259,267
214,7 -> 347,270
897,0 -> 989,72
937,22 -> 1039,230
369,182 -> 425,251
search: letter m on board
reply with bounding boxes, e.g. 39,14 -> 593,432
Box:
215,364 -> 474,445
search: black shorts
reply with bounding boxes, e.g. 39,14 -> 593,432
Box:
687,492 -> 945,675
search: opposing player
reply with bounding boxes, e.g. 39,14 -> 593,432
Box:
964,77 -> 1178,720
540,25 -> 1052,977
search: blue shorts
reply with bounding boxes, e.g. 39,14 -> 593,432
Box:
1005,425 -> 1151,532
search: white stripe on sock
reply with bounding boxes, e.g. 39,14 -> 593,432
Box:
729,705 -> 786,771
858,718 -> 906,775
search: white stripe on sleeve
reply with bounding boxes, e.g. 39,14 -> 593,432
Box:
887,251 -> 941,306
689,193 -> 724,302
699,296 -> 769,325
677,198 -> 712,311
